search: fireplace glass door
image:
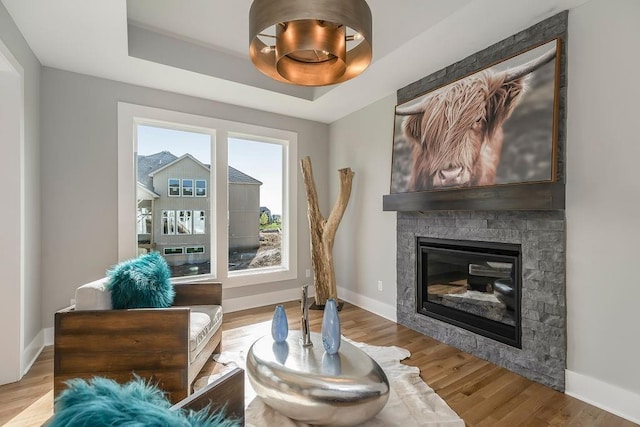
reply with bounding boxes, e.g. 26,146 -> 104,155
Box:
417,238 -> 521,347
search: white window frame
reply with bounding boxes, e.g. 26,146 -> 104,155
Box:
162,210 -> 176,235
168,178 -> 180,197
177,210 -> 193,235
226,133 -> 293,282
137,207 -> 152,234
195,179 -> 207,197
118,103 -> 297,287
181,179 -> 194,197
194,210 -> 206,235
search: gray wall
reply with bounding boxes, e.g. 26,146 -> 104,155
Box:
329,0 -> 640,420
565,0 -> 640,418
0,2 -> 41,377
329,94 -> 398,321
40,67 -> 329,328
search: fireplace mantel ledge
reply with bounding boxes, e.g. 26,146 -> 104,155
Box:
383,182 -> 565,212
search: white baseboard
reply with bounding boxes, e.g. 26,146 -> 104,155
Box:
565,369 -> 640,424
337,286 -> 397,323
223,285 -> 396,323
44,327 -> 54,346
21,330 -> 44,376
223,286 -> 310,313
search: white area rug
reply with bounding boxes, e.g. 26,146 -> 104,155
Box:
195,338 -> 464,427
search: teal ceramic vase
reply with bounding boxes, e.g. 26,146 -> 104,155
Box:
321,298 -> 341,354
271,304 -> 288,343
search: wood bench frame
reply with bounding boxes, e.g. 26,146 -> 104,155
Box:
54,281 -> 223,404
173,367 -> 244,424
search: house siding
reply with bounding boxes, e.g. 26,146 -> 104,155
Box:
229,183 -> 261,250
141,155 -> 262,264
151,157 -> 210,265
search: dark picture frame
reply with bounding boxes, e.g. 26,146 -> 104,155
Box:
390,38 -> 561,194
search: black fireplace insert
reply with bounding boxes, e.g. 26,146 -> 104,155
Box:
417,237 -> 522,348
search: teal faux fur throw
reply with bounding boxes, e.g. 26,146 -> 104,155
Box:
47,377 -> 239,427
107,251 -> 174,309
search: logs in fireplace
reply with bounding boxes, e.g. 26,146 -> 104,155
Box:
417,237 -> 522,348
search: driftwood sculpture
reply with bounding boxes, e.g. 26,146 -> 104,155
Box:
301,156 -> 354,307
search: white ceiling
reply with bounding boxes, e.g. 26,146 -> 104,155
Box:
2,0 -> 588,123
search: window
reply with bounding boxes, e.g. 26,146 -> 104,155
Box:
228,137 -> 283,273
164,247 -> 184,255
168,179 -> 180,197
135,124 -> 211,278
186,246 -> 205,254
182,179 -> 193,197
177,210 -> 192,234
119,103 -> 297,287
195,179 -> 207,197
194,210 -> 206,234
162,210 -> 176,235
137,207 -> 152,235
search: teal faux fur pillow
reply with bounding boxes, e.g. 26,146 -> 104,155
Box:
47,377 -> 239,427
107,252 -> 174,309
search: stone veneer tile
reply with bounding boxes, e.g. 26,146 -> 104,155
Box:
396,210 -> 567,391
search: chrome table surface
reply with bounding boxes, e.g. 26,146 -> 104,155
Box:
246,331 -> 389,426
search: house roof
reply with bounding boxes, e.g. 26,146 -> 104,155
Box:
137,151 -> 178,189
229,166 -> 262,185
137,182 -> 160,200
137,151 -> 262,192
147,153 -> 209,178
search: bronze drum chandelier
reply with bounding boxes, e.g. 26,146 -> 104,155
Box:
249,0 -> 372,86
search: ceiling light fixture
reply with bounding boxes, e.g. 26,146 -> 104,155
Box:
249,0 -> 372,87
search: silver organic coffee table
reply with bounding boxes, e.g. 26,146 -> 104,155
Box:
246,331 -> 390,426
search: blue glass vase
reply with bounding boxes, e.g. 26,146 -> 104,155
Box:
321,298 -> 341,354
271,304 -> 288,343
272,341 -> 289,364
322,352 -> 342,375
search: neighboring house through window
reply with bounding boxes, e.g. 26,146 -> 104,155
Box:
143,152 -> 212,276
118,103 -> 297,287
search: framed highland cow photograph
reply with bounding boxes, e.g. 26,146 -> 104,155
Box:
390,38 -> 560,193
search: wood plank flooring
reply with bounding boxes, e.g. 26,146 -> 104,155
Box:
0,301 -> 636,426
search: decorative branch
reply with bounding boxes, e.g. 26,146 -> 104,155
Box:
301,156 -> 354,306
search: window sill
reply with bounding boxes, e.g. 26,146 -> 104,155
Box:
225,266 -> 296,288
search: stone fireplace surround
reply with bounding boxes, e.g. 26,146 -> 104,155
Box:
387,11 -> 569,392
396,210 -> 566,390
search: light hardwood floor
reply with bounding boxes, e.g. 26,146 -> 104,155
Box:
0,301 -> 636,426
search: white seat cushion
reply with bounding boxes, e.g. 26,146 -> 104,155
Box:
189,305 -> 223,362
75,277 -> 112,310
75,278 -> 222,362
